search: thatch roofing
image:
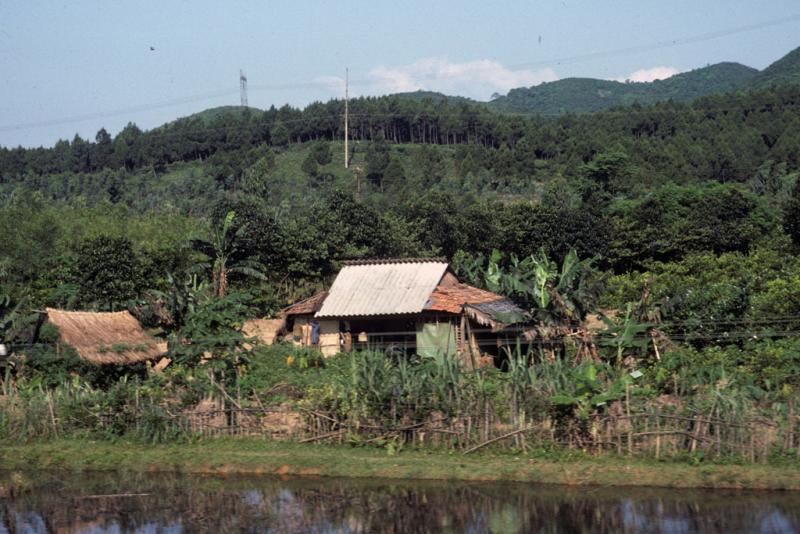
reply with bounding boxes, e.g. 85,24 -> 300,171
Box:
46,308 -> 166,365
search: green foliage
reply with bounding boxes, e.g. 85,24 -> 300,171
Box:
548,361 -> 634,420
191,210 -> 267,298
170,292 -> 252,386
456,248 -> 603,328
301,152 -> 318,178
751,46 -> 800,89
489,61 -> 762,115
602,245 -> 800,344
2,54 -> 800,457
609,183 -> 775,270
366,134 -> 391,189
783,175 -> 800,245
310,141 -> 332,165
73,235 -> 143,310
270,121 -> 289,147
597,304 -> 652,366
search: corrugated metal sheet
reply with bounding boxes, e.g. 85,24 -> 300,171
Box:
316,261 -> 448,317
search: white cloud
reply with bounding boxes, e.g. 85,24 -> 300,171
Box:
620,66 -> 680,83
318,57 -> 558,100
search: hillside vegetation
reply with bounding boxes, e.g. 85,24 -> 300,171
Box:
489,46 -> 800,115
751,46 -> 800,89
489,63 -> 758,114
3,58 -> 800,462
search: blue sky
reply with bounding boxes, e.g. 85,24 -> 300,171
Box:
1,0 -> 798,147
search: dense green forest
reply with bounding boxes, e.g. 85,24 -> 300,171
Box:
3,61 -> 800,459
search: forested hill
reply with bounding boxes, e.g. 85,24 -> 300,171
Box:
487,63 -> 758,114
487,46 -> 800,115
751,46 -> 800,89
3,77 -> 800,335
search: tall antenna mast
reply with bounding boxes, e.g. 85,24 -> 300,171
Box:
240,69 -> 248,108
344,68 -> 349,169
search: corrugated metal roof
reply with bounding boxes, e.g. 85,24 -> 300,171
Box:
316,261 -> 449,317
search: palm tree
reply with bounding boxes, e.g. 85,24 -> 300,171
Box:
191,211 -> 266,298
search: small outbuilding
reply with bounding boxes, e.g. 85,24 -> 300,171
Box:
281,259 -> 527,365
45,308 -> 167,365
242,318 -> 286,346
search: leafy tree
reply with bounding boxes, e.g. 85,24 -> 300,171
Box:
170,292 -> 252,389
383,157 -> 406,189
93,128 -> 113,170
73,235 -> 143,310
191,211 -> 267,298
210,195 -> 281,270
240,152 -> 276,198
113,122 -> 143,170
366,133 -> 390,189
310,141 -> 332,165
270,121 -> 289,147
783,176 -> 800,245
597,304 -> 652,366
579,149 -> 634,195
609,183 -> 774,270
301,152 -> 318,178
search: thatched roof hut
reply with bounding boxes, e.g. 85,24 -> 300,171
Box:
45,308 -> 166,365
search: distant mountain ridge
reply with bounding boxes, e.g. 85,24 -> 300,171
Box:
484,46 -> 800,115
169,46 -> 800,126
750,46 -> 800,89
487,62 -> 759,115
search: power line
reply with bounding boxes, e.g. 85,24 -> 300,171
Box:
507,14 -> 800,70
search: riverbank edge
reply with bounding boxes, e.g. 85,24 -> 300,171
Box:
2,439 -> 798,490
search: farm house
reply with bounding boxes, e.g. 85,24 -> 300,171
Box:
281,259 -> 528,365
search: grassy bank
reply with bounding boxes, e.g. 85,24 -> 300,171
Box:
2,439 -> 798,490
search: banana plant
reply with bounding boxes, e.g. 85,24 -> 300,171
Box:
598,303 -> 653,367
549,362 -> 633,420
191,211 -> 267,298
148,272 -> 209,330
0,294 -> 37,352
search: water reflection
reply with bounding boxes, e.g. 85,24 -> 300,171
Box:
0,470 -> 797,533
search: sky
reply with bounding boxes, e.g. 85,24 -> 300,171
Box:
1,0 -> 799,148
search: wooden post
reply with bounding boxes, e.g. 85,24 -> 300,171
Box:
47,391 -> 58,438
655,407 -> 661,459
626,382 -> 632,455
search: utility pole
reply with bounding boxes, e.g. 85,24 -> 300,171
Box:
344,68 -> 349,168
240,70 -> 248,108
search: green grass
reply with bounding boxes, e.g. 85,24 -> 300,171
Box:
2,439 -> 798,490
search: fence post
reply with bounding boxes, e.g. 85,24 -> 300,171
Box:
626,383 -> 632,456
655,407 -> 660,459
